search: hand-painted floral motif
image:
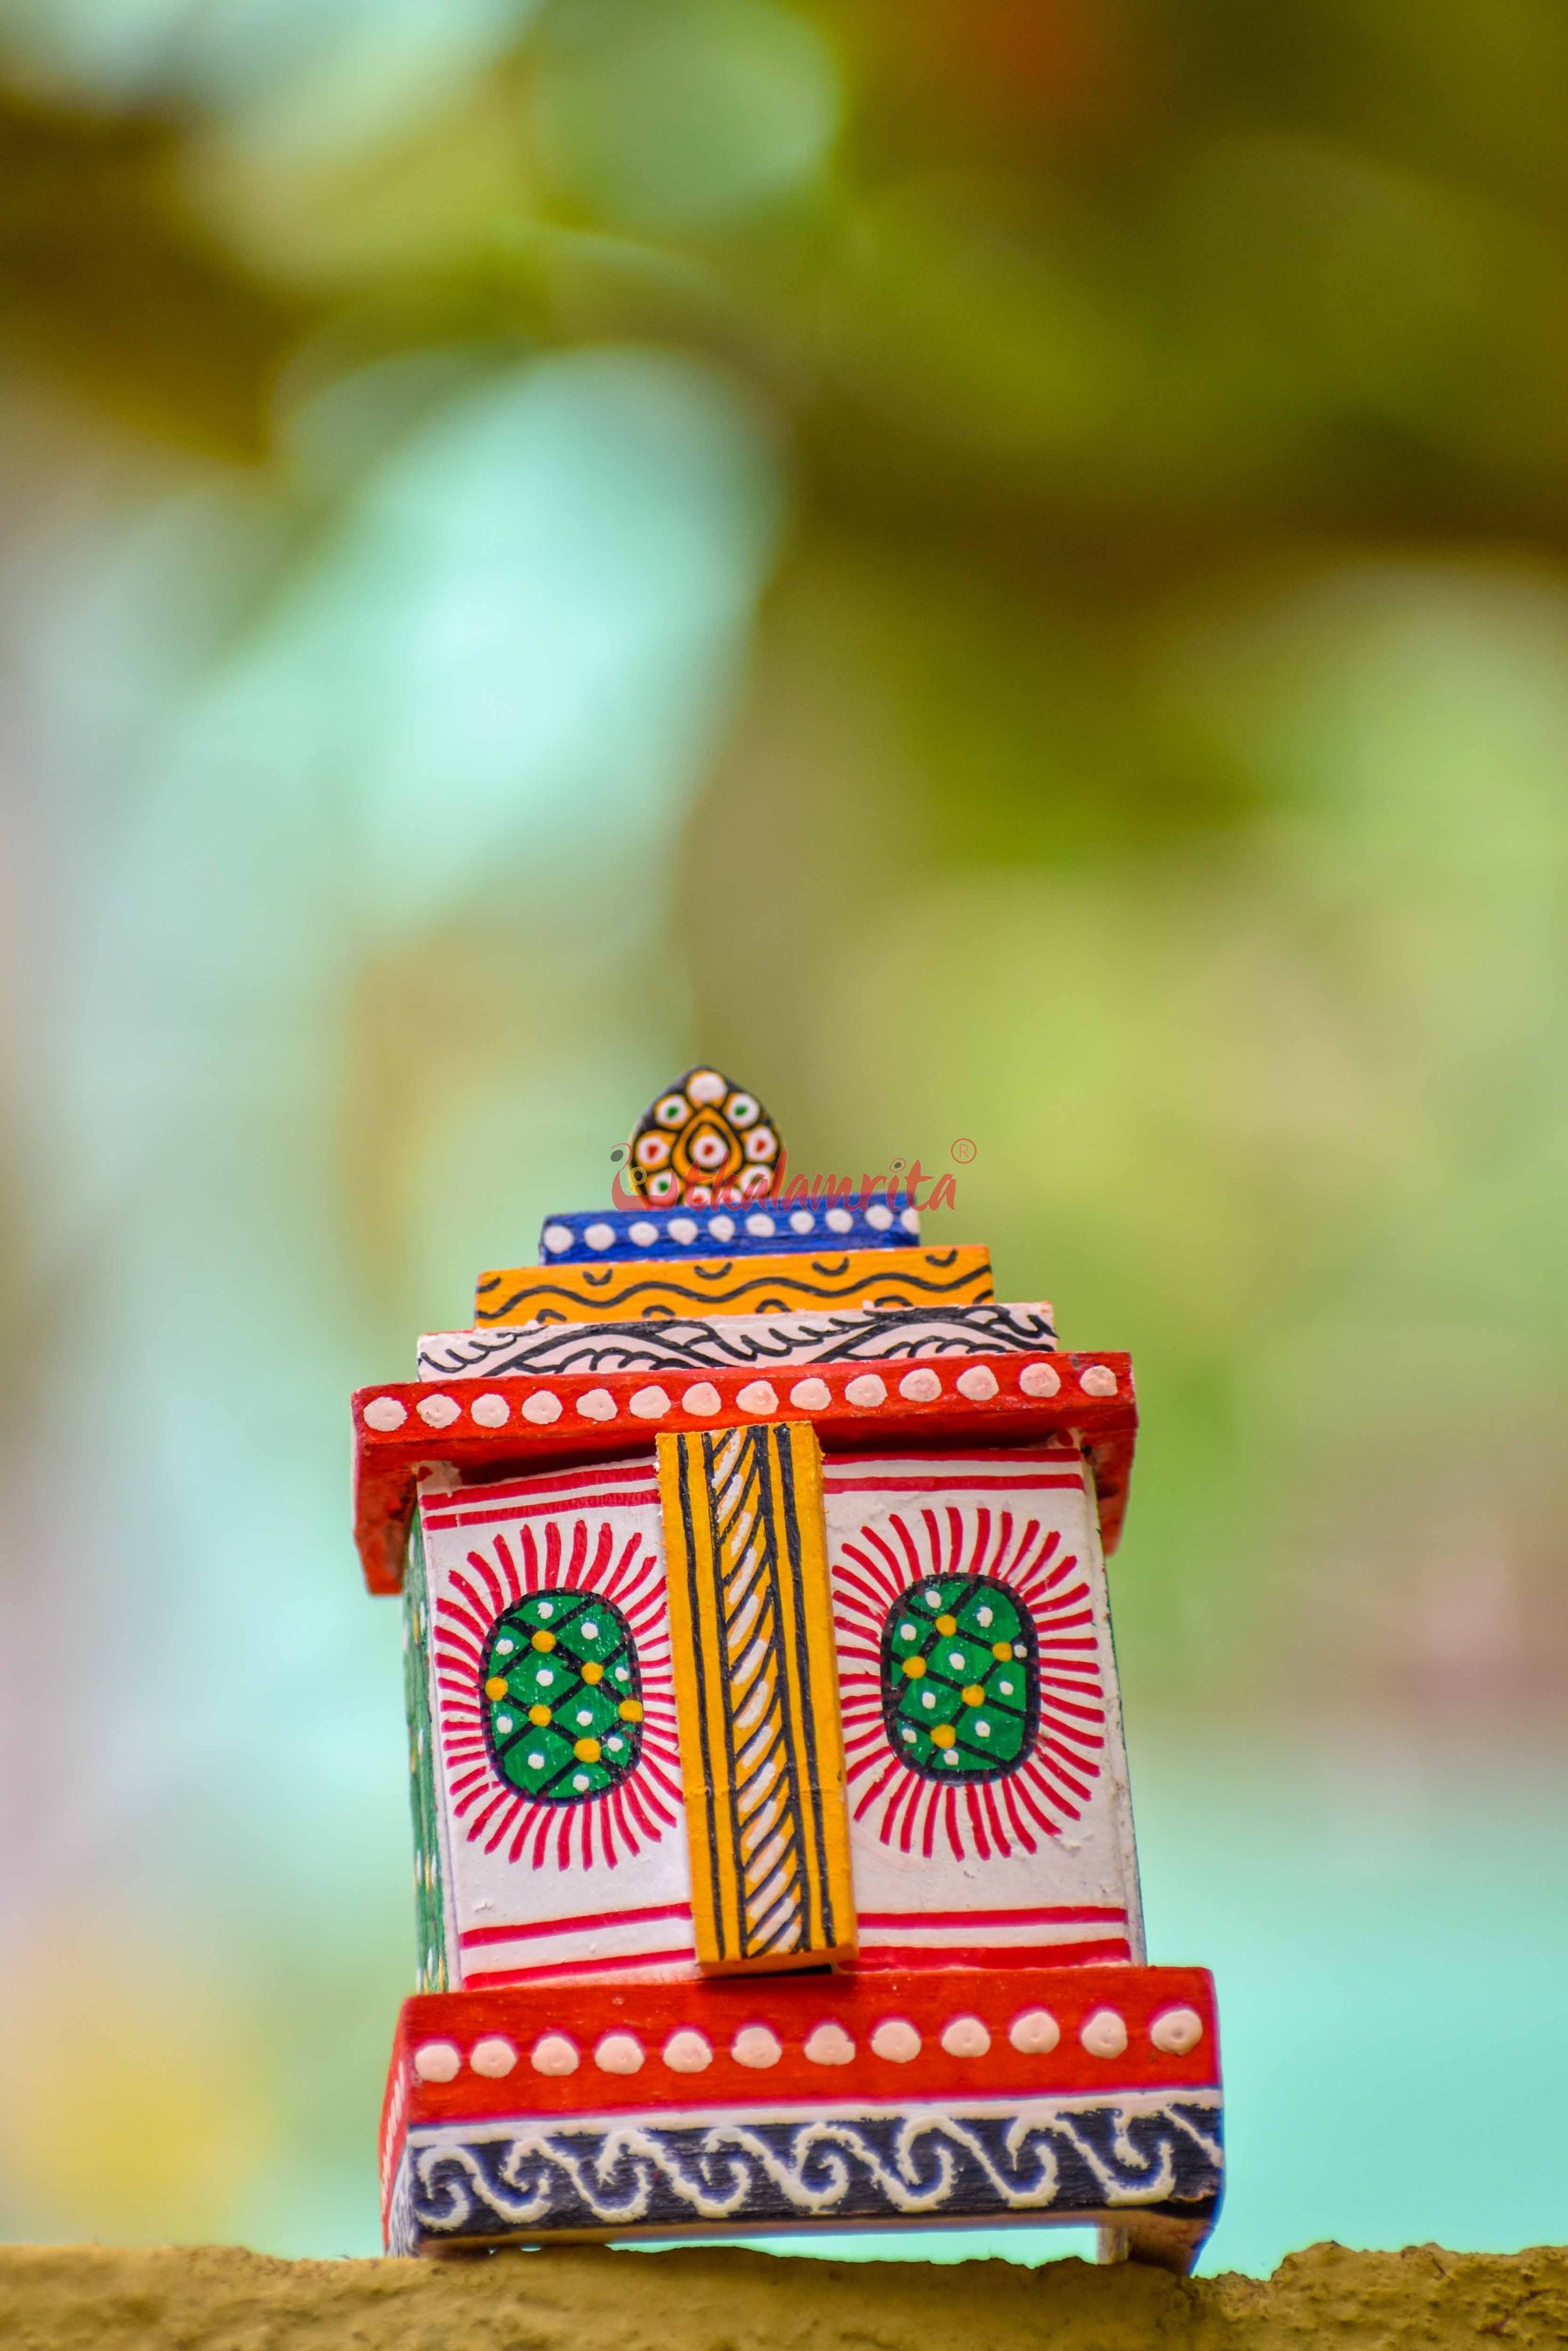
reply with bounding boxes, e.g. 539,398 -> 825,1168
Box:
626,1067 -> 781,1205
835,1505 -> 1106,1863
879,1573 -> 1037,1780
482,1590 -> 645,1804
433,1514 -> 681,1871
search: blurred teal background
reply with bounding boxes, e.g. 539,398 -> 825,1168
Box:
0,0 -> 1564,2276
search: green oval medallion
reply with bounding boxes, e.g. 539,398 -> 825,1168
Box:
881,1574 -> 1037,1780
482,1591 -> 644,1803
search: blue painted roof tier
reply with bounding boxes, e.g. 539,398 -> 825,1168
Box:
537,1199 -> 919,1264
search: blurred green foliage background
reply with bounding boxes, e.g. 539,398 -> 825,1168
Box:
0,0 -> 1564,2275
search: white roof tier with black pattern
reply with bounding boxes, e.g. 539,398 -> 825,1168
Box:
417,1301 -> 1058,1382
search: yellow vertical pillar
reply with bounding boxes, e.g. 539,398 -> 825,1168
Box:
658,1422 -> 856,1975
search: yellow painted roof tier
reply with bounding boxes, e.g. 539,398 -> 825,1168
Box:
475,1246 -> 994,1326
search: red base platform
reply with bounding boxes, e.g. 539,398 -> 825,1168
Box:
381,1963 -> 1222,2268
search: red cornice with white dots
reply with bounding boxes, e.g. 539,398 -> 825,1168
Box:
351,1350 -> 1137,1593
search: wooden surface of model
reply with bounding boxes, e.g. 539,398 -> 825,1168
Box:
352,1072 -> 1222,2267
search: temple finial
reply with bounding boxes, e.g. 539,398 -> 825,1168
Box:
626,1067 -> 781,1204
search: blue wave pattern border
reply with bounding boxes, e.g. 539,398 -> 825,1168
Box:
417,1303 -> 1058,1382
538,1200 -> 919,1265
389,2094 -> 1221,2249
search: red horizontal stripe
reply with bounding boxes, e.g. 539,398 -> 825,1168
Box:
822,1457 -> 1081,1476
436,1474 -> 659,1504
856,1937 -> 1133,1970
460,1902 -> 693,1950
425,1488 -> 659,1530
826,1447 -> 1079,1464
425,1485 -> 658,1523
858,1905 -> 1126,1929
423,1461 -> 659,1508
464,1947 -> 696,1989
443,1457 -> 658,1494
825,1443 -> 1078,1463
823,1476 -> 1084,1495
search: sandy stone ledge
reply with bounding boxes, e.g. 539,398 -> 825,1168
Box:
0,2239 -> 1562,2351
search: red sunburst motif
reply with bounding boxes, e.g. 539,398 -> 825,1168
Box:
835,1505 -> 1106,1864
433,1517 -> 681,1872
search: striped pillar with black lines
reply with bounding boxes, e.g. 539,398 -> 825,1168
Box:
657,1421 -> 856,1974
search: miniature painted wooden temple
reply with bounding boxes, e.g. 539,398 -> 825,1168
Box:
352,1071 -> 1222,2267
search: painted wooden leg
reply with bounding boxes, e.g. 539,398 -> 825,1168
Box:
1097,2212 -> 1210,2274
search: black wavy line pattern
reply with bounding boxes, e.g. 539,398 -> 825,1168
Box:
419,1304 -> 1055,1380
389,2098 -> 1222,2247
474,1249 -> 991,1325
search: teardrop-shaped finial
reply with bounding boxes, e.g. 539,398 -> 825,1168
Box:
625,1068 -> 781,1205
